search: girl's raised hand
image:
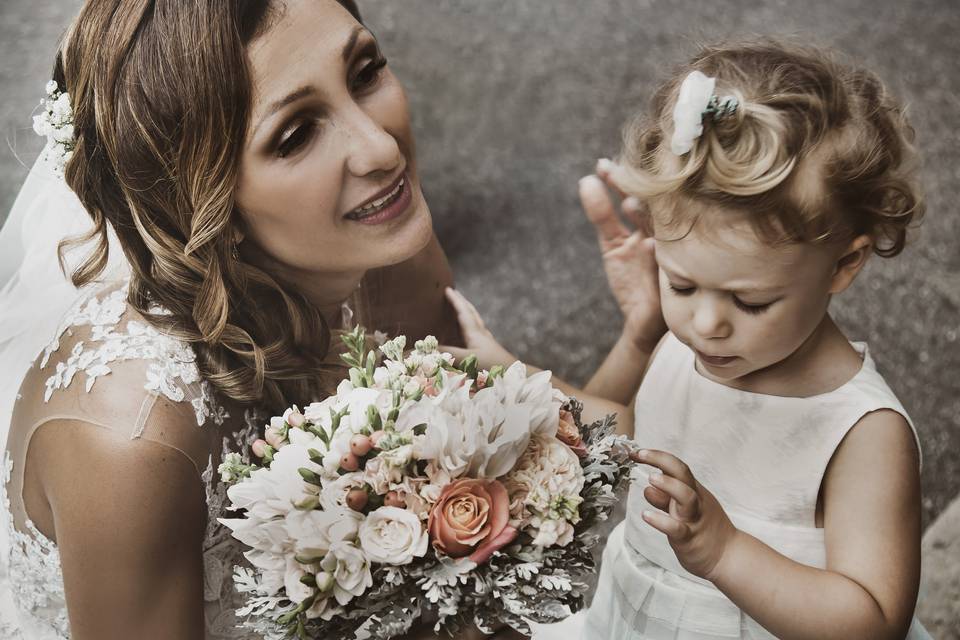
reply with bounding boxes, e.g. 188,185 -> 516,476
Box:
632,448 -> 739,582
440,287 -> 518,371
580,161 -> 666,354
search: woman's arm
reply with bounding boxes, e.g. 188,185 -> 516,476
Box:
34,419 -> 207,640
638,410 -> 921,640
364,233 -> 463,346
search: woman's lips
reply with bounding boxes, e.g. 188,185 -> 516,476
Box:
345,173 -> 412,226
695,350 -> 738,367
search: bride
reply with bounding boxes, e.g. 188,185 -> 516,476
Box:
0,0 -> 661,638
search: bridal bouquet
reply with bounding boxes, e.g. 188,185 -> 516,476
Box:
219,327 -> 638,639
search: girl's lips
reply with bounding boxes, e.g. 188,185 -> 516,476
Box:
345,173 -> 412,226
695,350 -> 738,367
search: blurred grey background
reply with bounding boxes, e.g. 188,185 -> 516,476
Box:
1,0 -> 958,635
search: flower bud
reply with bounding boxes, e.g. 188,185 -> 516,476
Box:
350,434 -> 373,457
346,487 -> 368,511
340,452 -> 360,472
315,571 -> 335,592
251,439 -> 269,458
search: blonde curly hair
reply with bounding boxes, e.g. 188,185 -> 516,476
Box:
54,0 -> 362,408
615,39 -> 924,256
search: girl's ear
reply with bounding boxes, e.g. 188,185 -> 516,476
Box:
829,234 -> 873,294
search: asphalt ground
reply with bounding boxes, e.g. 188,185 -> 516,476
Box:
2,0 -> 957,542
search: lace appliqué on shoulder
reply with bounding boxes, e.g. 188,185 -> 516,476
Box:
40,284 -> 229,429
1,453 -> 69,639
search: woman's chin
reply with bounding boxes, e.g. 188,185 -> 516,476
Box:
363,189 -> 433,268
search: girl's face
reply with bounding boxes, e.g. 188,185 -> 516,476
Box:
654,212 -> 844,387
235,0 -> 432,298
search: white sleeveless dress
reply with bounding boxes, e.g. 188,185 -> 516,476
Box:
0,280 -> 263,639
584,332 -> 930,640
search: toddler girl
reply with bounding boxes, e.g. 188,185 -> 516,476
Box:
447,39 -> 932,639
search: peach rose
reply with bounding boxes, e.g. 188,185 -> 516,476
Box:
427,478 -> 517,563
557,410 -> 588,458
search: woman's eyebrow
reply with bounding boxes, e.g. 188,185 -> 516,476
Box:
253,26 -> 367,137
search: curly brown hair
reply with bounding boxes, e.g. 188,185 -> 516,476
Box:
54,0 -> 362,408
614,39 -> 924,257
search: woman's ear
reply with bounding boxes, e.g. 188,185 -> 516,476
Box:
829,234 -> 872,294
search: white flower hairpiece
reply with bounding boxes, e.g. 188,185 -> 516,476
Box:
670,70 -> 739,156
32,80 -> 75,177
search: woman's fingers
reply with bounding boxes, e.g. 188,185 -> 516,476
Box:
649,470 -> 700,520
595,158 -> 626,197
621,196 -> 654,239
579,175 -> 629,246
438,344 -> 471,360
444,287 -> 486,332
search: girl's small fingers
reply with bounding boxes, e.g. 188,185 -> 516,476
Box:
642,484 -> 671,511
633,449 -> 697,486
641,508 -> 690,542
649,471 -> 700,520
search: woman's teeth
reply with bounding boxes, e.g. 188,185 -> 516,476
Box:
350,178 -> 404,219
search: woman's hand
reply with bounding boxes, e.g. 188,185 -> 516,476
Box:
632,448 -> 739,582
580,162 -> 666,353
440,287 -> 518,370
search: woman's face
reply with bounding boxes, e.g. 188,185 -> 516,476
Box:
236,0 -> 432,297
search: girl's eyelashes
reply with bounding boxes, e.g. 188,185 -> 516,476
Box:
276,121 -> 317,159
668,282 -> 775,314
732,296 -> 774,315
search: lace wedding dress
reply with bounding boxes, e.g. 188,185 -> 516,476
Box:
0,279 -> 263,639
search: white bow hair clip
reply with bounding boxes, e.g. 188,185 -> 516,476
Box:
670,70 -> 739,156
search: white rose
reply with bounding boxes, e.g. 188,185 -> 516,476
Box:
358,506 -> 429,565
320,541 -> 373,606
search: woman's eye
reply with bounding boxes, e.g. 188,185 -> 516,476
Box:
733,296 -> 774,315
668,283 -> 696,296
277,122 -> 315,158
352,56 -> 388,92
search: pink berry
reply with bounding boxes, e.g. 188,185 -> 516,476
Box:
370,430 -> 386,447
346,488 -> 368,512
350,434 -> 373,457
340,452 -> 360,472
286,411 -> 305,428
251,439 -> 269,458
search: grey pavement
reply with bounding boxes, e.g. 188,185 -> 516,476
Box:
2,0 -> 959,635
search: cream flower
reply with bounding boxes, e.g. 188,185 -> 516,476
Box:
320,541 -> 373,607
358,506 -> 429,565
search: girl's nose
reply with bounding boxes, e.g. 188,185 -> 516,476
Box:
691,299 -> 732,340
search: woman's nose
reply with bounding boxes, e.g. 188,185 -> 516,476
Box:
343,108 -> 402,178
691,299 -> 731,340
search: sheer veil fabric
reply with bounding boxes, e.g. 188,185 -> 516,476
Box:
0,147 -> 127,455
